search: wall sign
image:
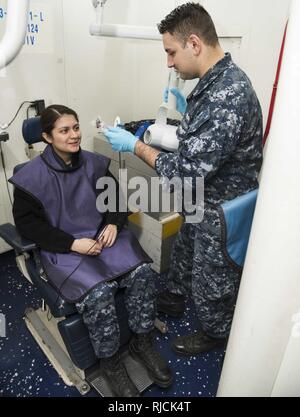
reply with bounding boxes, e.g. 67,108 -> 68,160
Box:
0,2 -> 54,54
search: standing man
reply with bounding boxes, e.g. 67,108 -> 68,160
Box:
104,3 -> 263,356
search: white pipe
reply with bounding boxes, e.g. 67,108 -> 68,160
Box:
89,0 -> 161,41
90,23 -> 161,40
217,0 -> 300,397
0,0 -> 30,70
92,0 -> 104,29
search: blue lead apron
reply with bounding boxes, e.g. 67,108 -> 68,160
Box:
10,145 -> 151,302
218,188 -> 258,270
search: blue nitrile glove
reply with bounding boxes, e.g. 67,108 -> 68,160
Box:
103,126 -> 138,153
164,87 -> 187,115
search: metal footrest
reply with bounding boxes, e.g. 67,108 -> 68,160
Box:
87,350 -> 153,397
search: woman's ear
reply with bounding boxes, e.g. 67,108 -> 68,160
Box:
42,132 -> 52,144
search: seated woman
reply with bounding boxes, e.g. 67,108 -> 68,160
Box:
10,104 -> 172,397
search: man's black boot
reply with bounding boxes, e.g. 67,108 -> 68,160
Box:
129,332 -> 173,388
156,290 -> 185,317
172,330 -> 226,356
100,352 -> 139,397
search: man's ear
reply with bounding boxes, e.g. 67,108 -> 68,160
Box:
42,132 -> 52,144
187,34 -> 202,56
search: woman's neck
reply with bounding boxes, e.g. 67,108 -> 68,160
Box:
52,147 -> 72,165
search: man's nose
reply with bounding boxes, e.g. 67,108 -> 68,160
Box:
167,56 -> 174,68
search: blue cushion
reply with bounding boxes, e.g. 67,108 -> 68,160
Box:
220,189 -> 258,268
22,117 -> 42,144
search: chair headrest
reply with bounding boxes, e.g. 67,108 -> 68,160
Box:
22,117 -> 43,145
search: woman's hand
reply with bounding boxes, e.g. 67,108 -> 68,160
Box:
98,224 -> 118,248
71,238 -> 103,256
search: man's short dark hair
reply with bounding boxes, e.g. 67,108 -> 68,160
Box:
158,2 -> 219,47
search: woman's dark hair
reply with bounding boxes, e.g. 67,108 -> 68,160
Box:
40,104 -> 79,136
158,2 -> 218,47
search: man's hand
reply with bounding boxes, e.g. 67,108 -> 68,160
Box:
71,238 -> 103,256
103,127 -> 138,153
98,224 -> 117,248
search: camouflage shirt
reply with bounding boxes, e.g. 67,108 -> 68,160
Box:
155,53 -> 263,206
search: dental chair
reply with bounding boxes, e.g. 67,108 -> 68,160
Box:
0,117 -> 153,396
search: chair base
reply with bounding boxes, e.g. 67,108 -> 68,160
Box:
24,307 -> 154,396
24,307 -> 91,395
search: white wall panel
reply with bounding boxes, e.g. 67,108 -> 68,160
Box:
217,0 -> 300,396
271,329 -> 300,397
203,0 -> 290,122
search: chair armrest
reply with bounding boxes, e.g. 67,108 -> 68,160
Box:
0,223 -> 37,253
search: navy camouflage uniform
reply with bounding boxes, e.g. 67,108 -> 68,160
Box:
155,53 -> 263,339
76,264 -> 156,358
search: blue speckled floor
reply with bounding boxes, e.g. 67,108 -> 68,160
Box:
0,250 -> 224,397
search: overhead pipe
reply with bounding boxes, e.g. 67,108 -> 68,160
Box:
89,0 -> 161,41
217,0 -> 300,397
0,0 -> 30,70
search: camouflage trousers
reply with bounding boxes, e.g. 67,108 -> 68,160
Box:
167,207 -> 241,339
76,263 -> 156,358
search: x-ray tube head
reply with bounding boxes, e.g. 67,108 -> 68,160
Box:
144,124 -> 179,152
